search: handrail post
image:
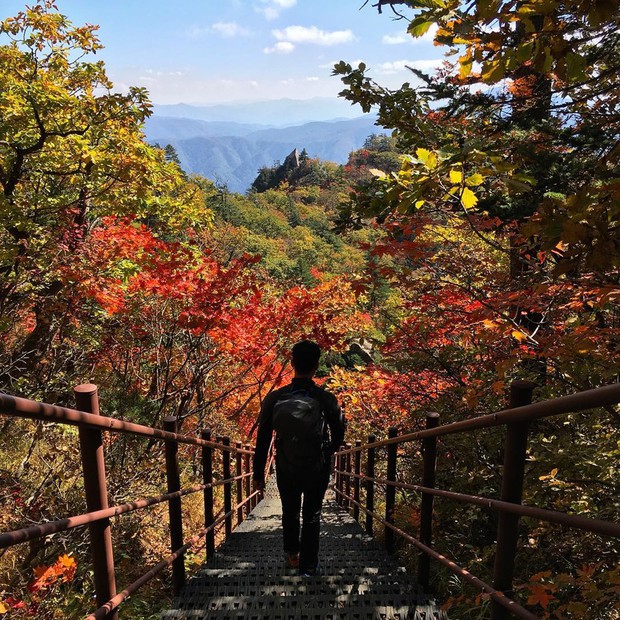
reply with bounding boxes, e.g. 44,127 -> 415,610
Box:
164,416 -> 185,595
335,448 -> 343,505
385,427 -> 398,553
418,412 -> 440,592
334,448 -> 341,505
201,429 -> 215,559
353,440 -> 361,522
491,380 -> 535,620
222,436 -> 232,539
344,443 -> 352,510
236,442 -> 243,525
244,445 -> 251,515
366,434 -> 376,536
75,384 -> 118,620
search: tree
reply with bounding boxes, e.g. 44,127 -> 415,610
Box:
0,2 -> 206,390
333,1 -> 620,615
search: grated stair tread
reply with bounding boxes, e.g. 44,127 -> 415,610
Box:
161,480 -> 447,620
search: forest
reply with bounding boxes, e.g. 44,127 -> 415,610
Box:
0,1 -> 618,618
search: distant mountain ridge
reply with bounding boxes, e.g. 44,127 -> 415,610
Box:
152,97 -> 365,126
144,109 -> 381,193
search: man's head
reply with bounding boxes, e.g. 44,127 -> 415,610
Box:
291,340 -> 321,377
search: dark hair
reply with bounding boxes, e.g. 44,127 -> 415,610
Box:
292,340 -> 321,374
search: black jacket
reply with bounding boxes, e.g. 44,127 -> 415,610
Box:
253,377 -> 345,483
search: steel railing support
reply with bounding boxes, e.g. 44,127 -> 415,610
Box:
385,426 -> 398,553
418,412 -> 440,592
344,443 -> 352,511
491,380 -> 535,619
353,440 -> 361,522
366,434 -> 376,536
244,444 -> 251,515
236,442 -> 243,525
201,429 -> 215,559
222,436 -> 232,538
75,384 -> 118,620
164,416 -> 185,595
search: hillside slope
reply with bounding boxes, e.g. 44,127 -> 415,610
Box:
145,116 -> 380,191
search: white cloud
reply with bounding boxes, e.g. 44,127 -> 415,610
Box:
212,22 -> 250,38
264,41 -> 295,54
256,0 -> 297,21
273,25 -> 355,46
305,76 -> 319,82
382,24 -> 439,45
376,58 -> 442,75
145,69 -> 186,78
382,33 -> 409,45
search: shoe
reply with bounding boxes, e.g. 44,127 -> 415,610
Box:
284,552 -> 300,569
299,563 -> 321,577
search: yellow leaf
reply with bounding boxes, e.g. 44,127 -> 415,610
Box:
511,330 -> 527,342
369,168 -> 385,177
450,170 -> 463,184
460,187 -> 478,209
416,148 -> 430,163
415,200 -> 425,209
481,58 -> 505,82
466,173 -> 484,186
0,602 -> 7,614
426,151 -> 438,169
459,51 -> 473,78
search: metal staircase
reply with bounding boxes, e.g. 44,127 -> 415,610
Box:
161,481 -> 445,620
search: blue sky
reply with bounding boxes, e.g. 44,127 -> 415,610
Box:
3,0 -> 443,104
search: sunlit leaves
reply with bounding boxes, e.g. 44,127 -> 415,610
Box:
460,187 -> 478,209
407,17 -> 435,38
449,170 -> 462,184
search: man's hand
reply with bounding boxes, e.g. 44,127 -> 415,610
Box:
253,478 -> 265,494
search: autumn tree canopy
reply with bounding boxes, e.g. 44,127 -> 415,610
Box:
332,0 -> 619,616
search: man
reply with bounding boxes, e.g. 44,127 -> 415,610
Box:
253,340 -> 345,576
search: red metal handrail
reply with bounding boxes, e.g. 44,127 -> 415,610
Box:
0,384 -> 262,620
334,381 -> 620,620
337,382 -> 620,453
0,391 -> 253,454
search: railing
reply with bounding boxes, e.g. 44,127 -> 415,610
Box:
0,384 -> 266,620
333,381 -> 620,620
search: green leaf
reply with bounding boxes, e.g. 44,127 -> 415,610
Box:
465,173 -> 483,186
565,52 -> 587,82
541,46 -> 554,73
516,41 -> 534,62
478,0 -> 501,19
408,17 -> 435,38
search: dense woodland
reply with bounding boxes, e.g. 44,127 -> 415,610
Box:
0,1 -> 619,618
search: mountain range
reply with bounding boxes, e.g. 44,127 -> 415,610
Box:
143,99 -> 382,193
151,97 -> 366,126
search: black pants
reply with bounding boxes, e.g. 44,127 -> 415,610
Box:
276,460 -> 330,572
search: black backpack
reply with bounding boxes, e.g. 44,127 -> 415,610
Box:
272,388 -> 326,471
